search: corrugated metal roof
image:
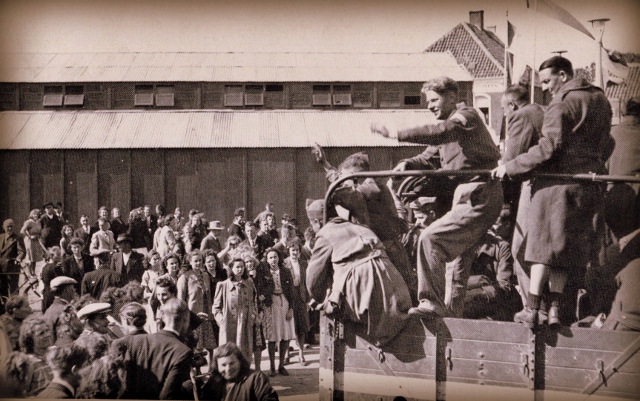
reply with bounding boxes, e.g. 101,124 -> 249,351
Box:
606,64 -> 640,108
0,110 -> 438,150
425,23 -> 504,79
0,52 -> 472,83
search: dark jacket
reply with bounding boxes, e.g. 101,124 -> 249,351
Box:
110,250 -> 145,284
73,226 -> 96,255
399,103 -> 501,171
503,103 -> 544,163
504,78 -> 614,176
110,218 -> 129,241
81,268 -> 123,299
122,330 -> 193,400
41,261 -> 64,312
254,262 -> 293,308
62,253 -> 94,292
0,232 -> 25,272
201,370 -> 279,401
39,214 -> 63,249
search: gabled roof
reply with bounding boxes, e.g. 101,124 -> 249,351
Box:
0,110 -> 433,150
605,63 -> 640,106
425,22 -> 505,79
0,52 -> 472,83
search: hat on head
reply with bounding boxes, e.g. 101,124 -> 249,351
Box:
416,197 -> 437,208
208,220 -> 224,231
306,199 -> 325,221
50,276 -> 78,291
116,234 -> 133,243
77,302 -> 112,320
43,202 -> 54,209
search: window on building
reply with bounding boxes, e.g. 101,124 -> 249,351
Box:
379,90 -> 402,108
332,85 -> 352,106
155,85 -> 175,107
134,85 -> 154,106
43,86 -> 64,107
265,84 -> 284,92
245,85 -> 265,106
64,85 -> 85,106
312,85 -> 332,106
224,85 -> 244,107
404,95 -> 421,105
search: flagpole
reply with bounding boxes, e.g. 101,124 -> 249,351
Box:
531,0 -> 537,104
589,18 -> 609,89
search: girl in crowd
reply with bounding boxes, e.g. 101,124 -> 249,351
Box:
21,209 -> 45,280
178,250 -> 216,359
213,258 -> 257,364
254,248 -> 295,377
202,249 -> 227,345
59,224 -> 74,255
243,253 -> 266,370
283,239 -> 310,365
141,250 -> 164,302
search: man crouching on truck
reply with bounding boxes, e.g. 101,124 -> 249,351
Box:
305,199 -> 411,347
371,76 -> 503,318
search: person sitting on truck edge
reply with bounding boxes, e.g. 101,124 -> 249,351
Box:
305,198 -> 411,347
371,76 -> 503,318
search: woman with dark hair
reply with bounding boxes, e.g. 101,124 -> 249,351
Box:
201,342 -> 278,401
254,248 -> 295,377
147,275 -> 178,333
243,252 -> 266,370
18,315 -> 53,396
59,224 -> 74,255
283,238 -> 310,365
178,250 -> 216,357
213,258 -> 257,364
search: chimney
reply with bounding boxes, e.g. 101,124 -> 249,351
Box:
469,10 -> 484,30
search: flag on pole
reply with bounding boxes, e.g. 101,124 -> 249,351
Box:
507,21 -> 516,47
527,0 -> 595,40
602,48 -> 630,84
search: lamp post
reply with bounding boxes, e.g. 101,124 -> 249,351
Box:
589,18 -> 610,88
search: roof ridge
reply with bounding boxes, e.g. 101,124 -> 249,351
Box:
461,23 -> 505,75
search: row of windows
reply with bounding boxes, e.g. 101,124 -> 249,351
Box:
1,82 -> 474,111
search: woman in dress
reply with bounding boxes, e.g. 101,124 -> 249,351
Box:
147,253 -> 181,333
283,238 -> 310,365
59,224 -> 74,256
20,209 -> 46,280
178,250 -> 217,358
212,258 -> 257,363
203,249 -> 228,345
254,248 -> 295,377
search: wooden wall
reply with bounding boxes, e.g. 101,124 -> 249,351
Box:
0,146 -> 421,239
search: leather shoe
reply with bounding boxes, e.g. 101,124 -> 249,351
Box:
269,369 -> 277,377
278,366 -> 289,376
548,306 -> 560,328
408,301 -> 439,319
514,307 -> 538,329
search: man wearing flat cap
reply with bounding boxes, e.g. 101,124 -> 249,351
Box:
110,234 -> 144,284
43,276 -> 80,343
75,302 -> 112,345
82,251 -> 123,299
305,199 -> 412,347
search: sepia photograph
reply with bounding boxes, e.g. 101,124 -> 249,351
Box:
0,0 -> 639,399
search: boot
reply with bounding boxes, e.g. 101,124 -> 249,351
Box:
268,342 -> 277,377
278,340 -> 290,376
514,307 -> 538,329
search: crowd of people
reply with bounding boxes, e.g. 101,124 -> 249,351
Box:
0,54 -> 638,399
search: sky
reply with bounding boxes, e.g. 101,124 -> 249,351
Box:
0,0 -> 638,70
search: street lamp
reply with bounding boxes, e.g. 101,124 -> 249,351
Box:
589,18 -> 610,88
